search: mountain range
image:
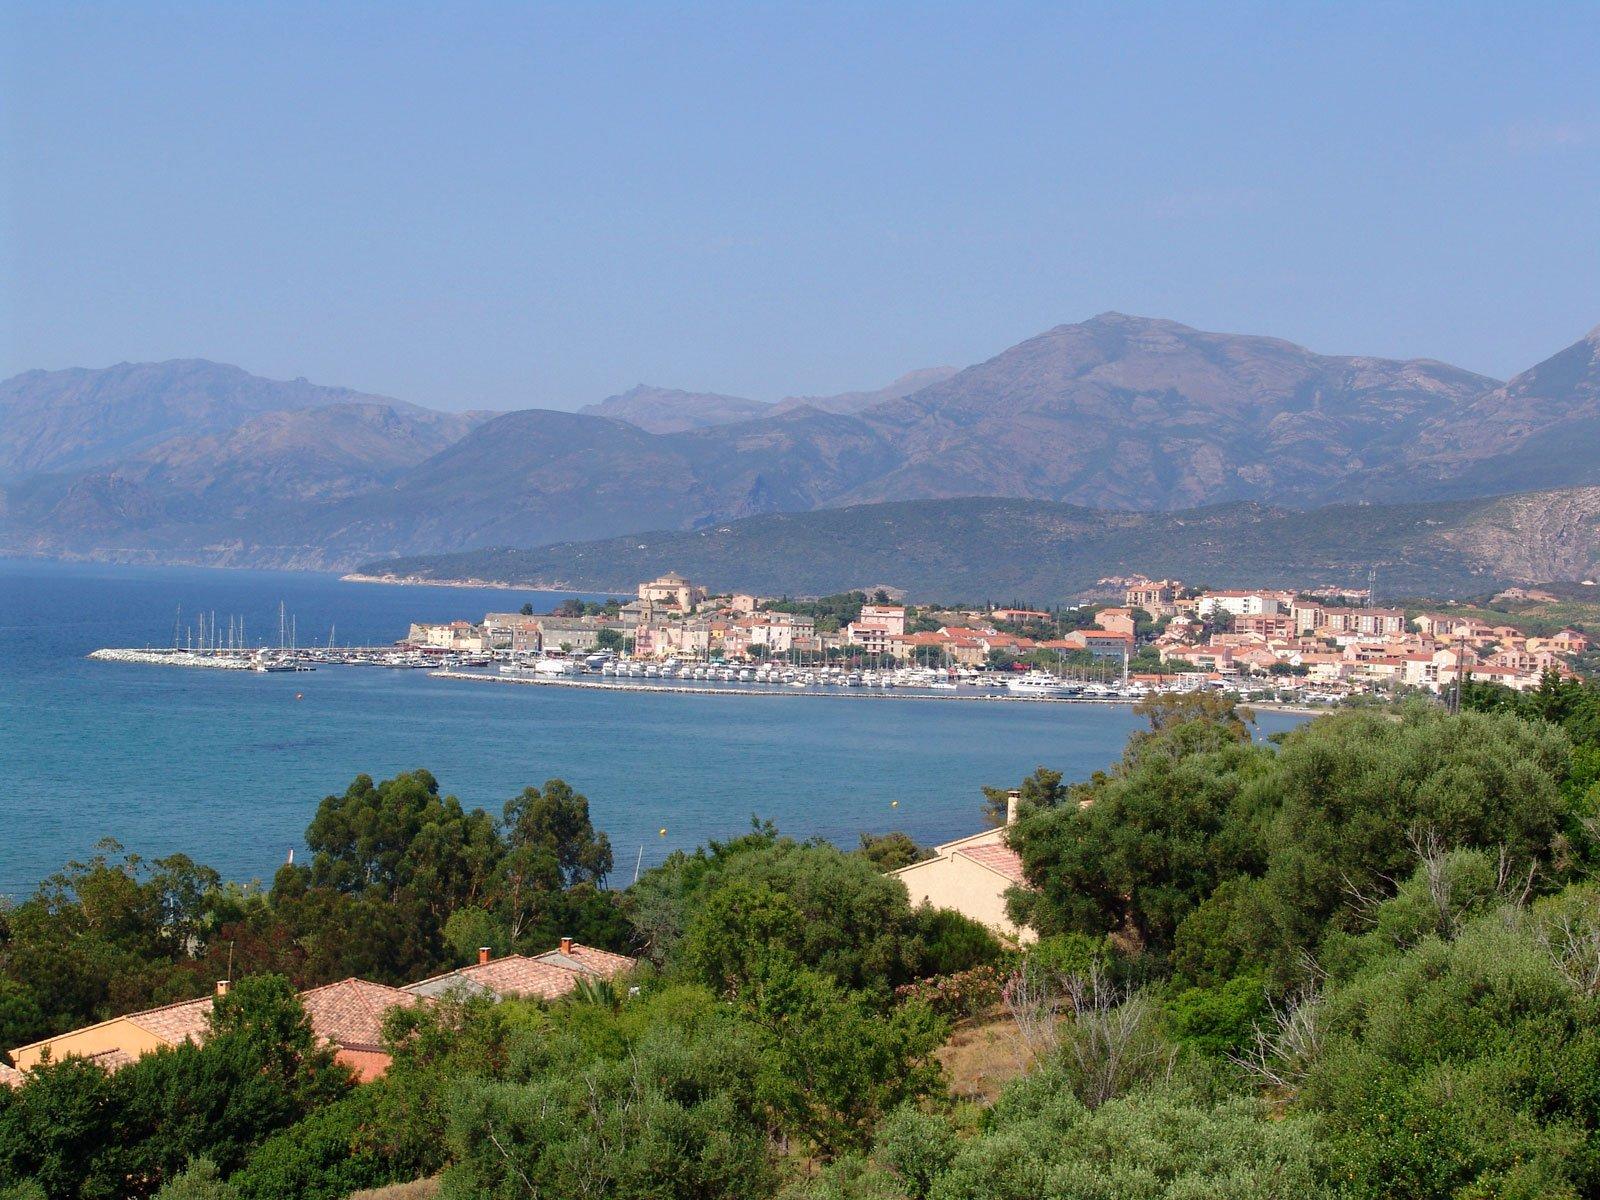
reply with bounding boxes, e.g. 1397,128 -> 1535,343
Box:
4,314 -> 1599,581
575,368 -> 964,434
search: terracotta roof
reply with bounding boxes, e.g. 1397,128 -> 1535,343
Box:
465,956 -> 596,1000
85,1047 -> 137,1071
0,1062 -> 25,1089
126,995 -> 214,1045
406,944 -> 637,1002
533,944 -> 636,977
956,843 -> 1028,885
299,978 -> 423,1052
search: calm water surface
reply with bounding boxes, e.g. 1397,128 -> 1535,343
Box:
0,558 -> 1303,896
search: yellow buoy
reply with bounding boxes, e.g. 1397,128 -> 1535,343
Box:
658,828 -> 668,837
890,799 -> 899,807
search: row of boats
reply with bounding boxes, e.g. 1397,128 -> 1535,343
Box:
99,647 -> 1184,703
489,657 -> 1152,699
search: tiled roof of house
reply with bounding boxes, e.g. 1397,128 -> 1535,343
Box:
0,1062 -> 25,1089
405,944 -> 638,1002
299,978 -> 423,1052
126,995 -> 214,1045
532,944 -> 637,977
85,1047 -> 137,1071
955,843 -> 1028,885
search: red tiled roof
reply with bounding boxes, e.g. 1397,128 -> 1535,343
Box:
126,995 -> 213,1045
537,944 -> 637,977
407,944 -> 637,1002
85,1047 -> 137,1071
466,956 -> 586,999
956,843 -> 1028,885
299,978 -> 423,1052
0,1062 -> 26,1089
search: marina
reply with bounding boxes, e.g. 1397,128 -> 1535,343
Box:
83,644 -> 1179,704
429,667 -> 1145,703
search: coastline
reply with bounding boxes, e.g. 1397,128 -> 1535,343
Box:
340,571 -> 622,595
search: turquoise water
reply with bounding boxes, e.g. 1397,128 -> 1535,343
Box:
0,558 -> 1303,897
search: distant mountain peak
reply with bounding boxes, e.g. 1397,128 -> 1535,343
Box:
578,385 -> 771,434
773,365 -> 961,416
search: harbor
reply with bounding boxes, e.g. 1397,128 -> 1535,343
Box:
430,666 -> 1146,703
84,645 -> 1169,703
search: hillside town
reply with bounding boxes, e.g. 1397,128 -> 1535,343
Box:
400,571 -> 1593,698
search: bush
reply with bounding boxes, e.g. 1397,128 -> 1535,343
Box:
1302,905 -> 1600,1199
894,965 -> 1003,1021
153,1159 -> 238,1200
230,1089 -> 399,1200
438,1015 -> 775,1200
1163,972 -> 1268,1058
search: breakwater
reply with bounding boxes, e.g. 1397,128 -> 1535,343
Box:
88,648 -> 255,670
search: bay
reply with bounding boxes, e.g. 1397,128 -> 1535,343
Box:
0,557 -> 1304,898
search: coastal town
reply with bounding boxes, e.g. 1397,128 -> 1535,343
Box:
87,568 -> 1593,703
394,570 -> 1593,700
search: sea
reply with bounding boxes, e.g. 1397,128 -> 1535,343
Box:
0,558 -> 1305,898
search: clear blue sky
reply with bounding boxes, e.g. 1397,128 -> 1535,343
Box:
4,2 -> 1597,411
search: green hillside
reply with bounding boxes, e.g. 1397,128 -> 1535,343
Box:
356,488 -> 1600,602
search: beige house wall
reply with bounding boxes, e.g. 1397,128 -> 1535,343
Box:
892,845 -> 1034,944
11,1018 -> 173,1072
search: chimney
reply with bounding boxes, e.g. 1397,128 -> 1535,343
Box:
215,979 -> 231,997
1006,789 -> 1021,827
560,936 -> 573,956
478,946 -> 492,965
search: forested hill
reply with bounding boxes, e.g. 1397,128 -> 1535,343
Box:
355,487 -> 1600,601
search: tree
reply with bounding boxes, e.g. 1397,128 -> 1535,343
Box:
1248,708 -> 1571,975
493,780 -> 615,948
0,842 -> 223,1043
748,964 -> 945,1156
1131,691 -> 1254,741
271,771 -> 502,982
518,602 -> 534,616
674,838 -> 934,996
0,976 -> 348,1199
981,767 -> 1068,827
1007,726 -> 1275,954
856,832 -> 930,872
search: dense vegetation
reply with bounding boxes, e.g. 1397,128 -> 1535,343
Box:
354,489 -> 1591,601
0,772 -> 628,1055
6,676 -> 1600,1198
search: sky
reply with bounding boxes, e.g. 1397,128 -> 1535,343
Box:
3,2 -> 1598,412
